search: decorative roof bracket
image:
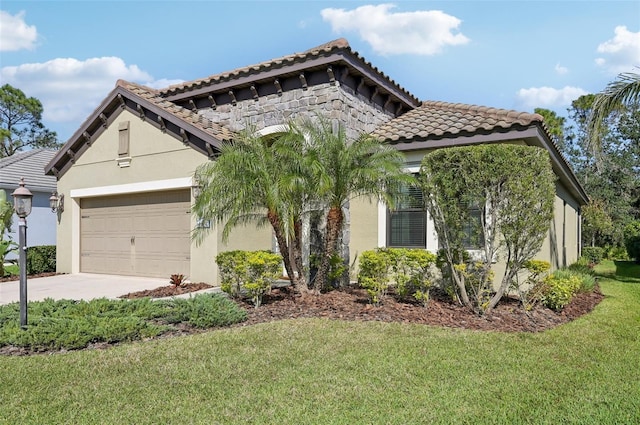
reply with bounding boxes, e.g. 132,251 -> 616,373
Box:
250,85 -> 259,100
67,150 -> 76,164
83,131 -> 92,146
356,77 -> 365,94
99,113 -> 108,128
371,87 -> 379,101
137,104 -> 145,121
158,116 -> 166,133
395,103 -> 403,116
383,95 -> 392,110
180,128 -> 189,145
228,90 -> 237,105
299,73 -> 308,90
208,95 -> 217,110
327,67 -> 335,83
188,99 -> 197,112
117,94 -> 126,109
274,79 -> 283,96
206,143 -> 215,157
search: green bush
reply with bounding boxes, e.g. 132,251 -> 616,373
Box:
0,294 -> 247,351
538,272 -> 582,311
603,245 -> 630,261
518,260 -> 551,311
581,246 -> 604,265
358,248 -> 438,306
26,245 -> 56,274
215,250 -> 281,307
624,221 -> 640,263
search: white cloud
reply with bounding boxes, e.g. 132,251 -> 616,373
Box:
0,57 -> 180,123
0,10 -> 38,52
554,63 -> 569,75
595,26 -> 640,74
516,86 -> 588,110
321,3 -> 469,55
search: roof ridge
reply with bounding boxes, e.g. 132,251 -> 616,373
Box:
421,100 -> 544,123
159,38 -> 353,96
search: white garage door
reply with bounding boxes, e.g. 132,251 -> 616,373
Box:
80,190 -> 191,278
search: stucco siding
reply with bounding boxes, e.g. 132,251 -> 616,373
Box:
349,197 -> 381,268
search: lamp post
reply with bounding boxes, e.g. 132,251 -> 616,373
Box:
12,178 -> 33,330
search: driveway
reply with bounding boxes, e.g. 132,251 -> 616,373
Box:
0,273 -> 186,305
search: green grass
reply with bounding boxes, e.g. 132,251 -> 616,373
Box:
0,263 -> 638,424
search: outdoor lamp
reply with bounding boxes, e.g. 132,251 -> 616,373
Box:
12,178 -> 33,218
49,191 -> 64,213
11,178 -> 33,330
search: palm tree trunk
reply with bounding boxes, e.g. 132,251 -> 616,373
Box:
314,206 -> 343,293
268,211 -> 308,295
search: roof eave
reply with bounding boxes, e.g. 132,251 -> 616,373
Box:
45,86 -> 225,178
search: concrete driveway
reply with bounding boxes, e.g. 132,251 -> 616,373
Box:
0,273 -> 186,305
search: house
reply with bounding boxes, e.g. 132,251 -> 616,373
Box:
45,39 -> 588,283
1,149 -> 58,260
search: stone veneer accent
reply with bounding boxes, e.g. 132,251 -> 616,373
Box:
199,82 -> 394,140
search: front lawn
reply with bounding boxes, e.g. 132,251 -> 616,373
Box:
0,262 -> 638,423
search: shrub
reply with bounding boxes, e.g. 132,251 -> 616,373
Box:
603,245 -> 629,261
538,272 -> 582,311
215,250 -> 281,307
517,260 -> 551,311
358,248 -> 438,306
624,221 -> 640,263
581,246 -> 604,265
26,245 -> 56,275
158,293 -> 247,328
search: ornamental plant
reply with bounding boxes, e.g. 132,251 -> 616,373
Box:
215,250 -> 281,307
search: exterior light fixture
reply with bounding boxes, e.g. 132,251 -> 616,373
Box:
49,191 -> 64,213
11,178 -> 33,329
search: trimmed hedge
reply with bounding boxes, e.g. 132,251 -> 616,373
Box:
581,246 -> 604,265
26,245 -> 56,275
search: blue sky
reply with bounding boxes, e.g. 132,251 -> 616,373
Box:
1,0 -> 638,143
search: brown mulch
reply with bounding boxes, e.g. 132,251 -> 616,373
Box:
233,285 -> 605,333
118,283 -> 214,299
0,272 -> 58,283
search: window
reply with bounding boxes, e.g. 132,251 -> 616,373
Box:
462,202 -> 483,249
388,183 -> 426,248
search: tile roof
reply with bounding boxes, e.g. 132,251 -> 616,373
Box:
372,101 -> 545,142
117,80 -> 235,142
0,149 -> 57,192
159,38 -> 419,105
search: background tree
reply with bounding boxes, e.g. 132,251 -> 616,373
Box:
563,94 -> 639,248
588,71 -> 640,157
0,84 -> 59,157
419,144 -> 555,314
535,108 -> 566,151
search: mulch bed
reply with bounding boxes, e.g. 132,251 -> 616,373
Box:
0,272 -> 58,283
118,283 -> 213,299
114,282 -> 604,333
232,285 -> 605,333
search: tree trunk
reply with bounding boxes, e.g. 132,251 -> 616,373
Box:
267,211 -> 308,295
314,206 -> 343,293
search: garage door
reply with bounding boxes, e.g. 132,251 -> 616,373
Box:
80,190 -> 191,278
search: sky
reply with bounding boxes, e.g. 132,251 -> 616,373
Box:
1,0 -> 639,144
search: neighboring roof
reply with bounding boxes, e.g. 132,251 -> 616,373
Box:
372,101 -> 545,142
0,149 -> 57,192
160,38 -> 420,111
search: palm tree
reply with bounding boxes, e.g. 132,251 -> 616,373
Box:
588,71 -> 640,156
296,118 -> 411,293
192,126 -> 311,294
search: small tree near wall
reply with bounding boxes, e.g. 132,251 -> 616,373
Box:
419,144 -> 555,314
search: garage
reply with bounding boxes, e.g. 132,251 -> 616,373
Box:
80,190 -> 191,278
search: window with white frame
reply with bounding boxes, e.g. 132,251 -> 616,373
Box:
387,182 -> 426,248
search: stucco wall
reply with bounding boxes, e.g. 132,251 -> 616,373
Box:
56,109 -> 270,283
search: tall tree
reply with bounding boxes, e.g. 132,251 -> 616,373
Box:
0,84 -> 59,157
564,94 -> 639,247
588,71 -> 640,156
535,108 -> 566,151
289,118 -> 410,293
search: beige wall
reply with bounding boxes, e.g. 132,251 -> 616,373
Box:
349,197 -> 382,268
56,109 -> 271,284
